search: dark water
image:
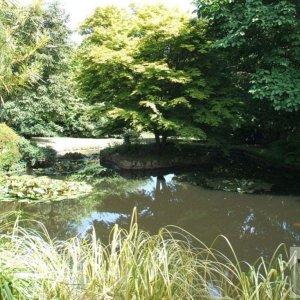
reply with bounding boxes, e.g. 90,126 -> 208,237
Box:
2,172 -> 300,262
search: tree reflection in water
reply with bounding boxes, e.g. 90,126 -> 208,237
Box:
2,173 -> 300,262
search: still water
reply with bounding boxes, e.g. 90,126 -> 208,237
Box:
3,171 -> 300,262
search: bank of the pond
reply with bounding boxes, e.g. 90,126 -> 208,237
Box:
100,142 -> 300,173
230,145 -> 300,172
0,211 -> 291,300
100,143 -> 223,171
3,140 -> 300,204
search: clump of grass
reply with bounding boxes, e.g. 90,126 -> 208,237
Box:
0,209 -> 291,299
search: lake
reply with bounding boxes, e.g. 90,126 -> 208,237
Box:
3,166 -> 300,263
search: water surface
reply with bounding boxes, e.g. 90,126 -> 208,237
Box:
3,172 -> 300,262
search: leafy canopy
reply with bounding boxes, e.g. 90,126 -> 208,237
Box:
77,4 -> 236,144
1,1 -> 95,137
0,0 -> 47,103
196,0 -> 300,112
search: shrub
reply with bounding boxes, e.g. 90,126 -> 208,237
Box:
269,139 -> 300,165
0,123 -> 22,170
0,124 -> 57,171
17,139 -> 56,167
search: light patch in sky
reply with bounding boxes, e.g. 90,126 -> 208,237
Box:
19,0 -> 196,30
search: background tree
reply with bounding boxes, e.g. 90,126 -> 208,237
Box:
196,0 -> 300,112
196,0 -> 300,153
77,4 -> 240,150
0,0 -> 47,109
1,1 -> 95,137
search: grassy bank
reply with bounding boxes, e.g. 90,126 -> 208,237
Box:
0,210 -> 291,299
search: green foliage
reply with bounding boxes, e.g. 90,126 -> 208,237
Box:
17,139 -> 56,167
267,139 -> 300,165
1,2 -> 95,138
102,143 -> 159,156
31,154 -> 114,180
102,141 -> 221,157
0,0 -> 47,103
77,4 -> 239,147
0,174 -> 92,203
197,0 -> 300,112
0,123 -> 56,171
3,72 -> 95,137
195,0 -> 300,155
250,68 -> 300,111
0,123 -> 22,170
68,160 -> 115,182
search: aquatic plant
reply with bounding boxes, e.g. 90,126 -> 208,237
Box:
0,174 -> 92,203
0,209 -> 291,299
204,177 -> 273,193
67,158 -> 115,182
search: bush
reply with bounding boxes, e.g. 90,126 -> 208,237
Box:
269,139 -> 300,165
17,139 -> 56,167
0,123 -> 22,170
0,124 -> 57,170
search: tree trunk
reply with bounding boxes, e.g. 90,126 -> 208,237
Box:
154,131 -> 161,152
123,134 -> 131,145
161,134 -> 167,150
154,131 -> 167,153
0,96 -> 4,123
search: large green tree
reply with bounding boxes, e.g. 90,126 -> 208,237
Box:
195,0 -> 300,152
77,4 -> 239,149
0,0 -> 47,107
196,0 -> 300,112
2,1 -> 94,137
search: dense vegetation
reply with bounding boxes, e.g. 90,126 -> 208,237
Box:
77,5 -> 239,149
0,0 -> 299,158
196,0 -> 300,162
0,1 -> 95,137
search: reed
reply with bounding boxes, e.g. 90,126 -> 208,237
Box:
0,209 -> 291,299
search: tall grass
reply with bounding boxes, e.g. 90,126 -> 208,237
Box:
0,209 -> 291,299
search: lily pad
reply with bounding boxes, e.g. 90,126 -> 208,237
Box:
0,174 -> 92,203
204,177 -> 273,193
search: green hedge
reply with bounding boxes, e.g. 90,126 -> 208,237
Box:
0,123 -> 22,170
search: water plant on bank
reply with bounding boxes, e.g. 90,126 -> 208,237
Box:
32,155 -> 112,178
17,139 -> 57,168
204,177 -> 273,193
0,156 -> 128,203
0,174 -> 92,203
66,157 -> 115,182
0,210 -> 291,299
